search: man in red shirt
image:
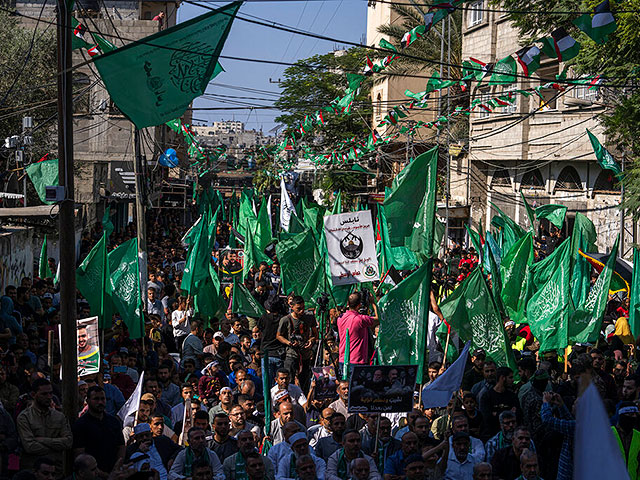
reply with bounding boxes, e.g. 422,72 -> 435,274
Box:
338,292 -> 379,372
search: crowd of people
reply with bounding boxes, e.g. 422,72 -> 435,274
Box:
0,206 -> 636,480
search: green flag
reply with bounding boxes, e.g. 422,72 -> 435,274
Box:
193,275 -> 224,328
500,233 -> 534,324
570,213 -> 597,309
108,238 -> 143,338
439,268 -> 517,370
384,147 -> 438,247
629,248 -> 640,338
92,32 -> 117,54
232,281 -> 266,318
39,235 -> 52,279
376,204 -> 417,273
181,209 -> 217,295
255,198 -> 273,252
488,55 -> 517,85
301,197 -> 325,235
535,204 -> 568,229
102,206 -> 115,238
343,328 -> 350,380
526,237 -> 572,351
242,223 -> 271,281
570,236 -> 619,344
276,229 -> 317,295
77,233 -> 112,328
94,2 -> 241,129
406,151 -> 439,258
377,262 -> 431,380
465,224 -> 484,260
490,202 -> 525,256
331,191 -> 342,215
586,129 -> 622,179
520,192 -> 536,231
25,159 -> 58,205
238,189 -> 257,238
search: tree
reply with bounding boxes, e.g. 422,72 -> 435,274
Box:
495,0 -> 640,216
274,47 -> 372,150
314,167 -> 365,208
0,10 -> 57,161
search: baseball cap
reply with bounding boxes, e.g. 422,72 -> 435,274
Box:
43,293 -> 53,299
213,331 -> 225,340
274,389 -> 290,403
134,423 -> 151,435
288,432 -> 306,445
141,393 -> 155,402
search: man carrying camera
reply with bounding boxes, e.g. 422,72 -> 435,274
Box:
276,296 -> 318,390
337,292 -> 379,374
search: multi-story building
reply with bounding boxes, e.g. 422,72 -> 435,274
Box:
452,1 -> 627,254
16,0 -> 186,232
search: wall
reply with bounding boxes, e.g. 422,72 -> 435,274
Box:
0,227 -> 34,294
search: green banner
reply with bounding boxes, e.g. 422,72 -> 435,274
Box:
108,238 -> 143,338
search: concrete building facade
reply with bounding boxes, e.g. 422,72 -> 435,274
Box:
454,1 -> 627,254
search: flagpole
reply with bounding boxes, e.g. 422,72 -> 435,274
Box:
133,128 -> 149,312
56,0 -> 79,465
443,325 -> 451,364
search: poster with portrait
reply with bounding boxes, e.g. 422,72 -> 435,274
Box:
324,210 -> 379,286
76,316 -> 100,376
218,248 -> 244,285
312,366 -> 338,399
347,365 -> 417,413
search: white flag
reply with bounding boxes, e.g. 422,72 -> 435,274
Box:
178,397 -> 191,446
280,177 -> 296,232
118,371 -> 145,427
421,341 -> 470,408
574,382 -> 630,480
267,194 -> 272,222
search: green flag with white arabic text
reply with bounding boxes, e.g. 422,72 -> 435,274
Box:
276,229 -> 317,295
94,2 -> 241,128
108,238 -> 143,338
587,129 -> 622,179
500,233 -> 534,324
232,281 -> 266,318
630,248 -> 640,338
526,237 -> 572,351
439,268 -> 517,370
377,262 -> 431,380
77,233 -> 112,328
569,235 -> 619,344
535,204 -> 568,229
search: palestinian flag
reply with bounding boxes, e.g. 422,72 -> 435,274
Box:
92,32 -> 117,54
516,45 -> 541,76
572,0 -> 616,44
424,2 -> 456,32
363,56 -> 375,75
578,249 -> 630,294
87,45 -> 100,57
540,27 -> 581,63
314,111 -> 325,125
588,75 -> 603,90
464,57 -> 493,81
72,17 -> 91,50
401,25 -> 426,49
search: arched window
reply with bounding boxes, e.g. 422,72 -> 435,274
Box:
375,93 -> 382,117
554,166 -> 582,192
490,169 -> 511,187
592,169 -> 621,196
520,168 -> 544,190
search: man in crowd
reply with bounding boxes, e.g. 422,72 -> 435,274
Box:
223,430 -> 275,479
168,427 -> 225,480
337,292 -> 378,373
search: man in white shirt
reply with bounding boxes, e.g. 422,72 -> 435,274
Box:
276,432 -> 326,480
271,368 -> 307,408
444,432 -> 478,480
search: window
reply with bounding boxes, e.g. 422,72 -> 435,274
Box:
574,82 -> 599,102
468,0 -> 483,27
520,168 -> 545,190
490,169 -> 512,187
477,89 -> 491,119
554,166 -> 582,192
375,93 -> 382,119
592,169 -> 620,196
501,85 -> 517,114
73,73 -> 91,115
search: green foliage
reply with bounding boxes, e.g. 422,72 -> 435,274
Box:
0,10 -> 57,159
314,168 -> 365,208
253,152 -> 279,194
495,0 -> 640,215
274,47 -> 372,149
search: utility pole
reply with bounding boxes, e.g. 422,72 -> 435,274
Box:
133,129 -> 148,308
445,15 -> 451,249
56,0 -> 78,452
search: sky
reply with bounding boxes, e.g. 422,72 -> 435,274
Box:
178,0 -> 368,134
